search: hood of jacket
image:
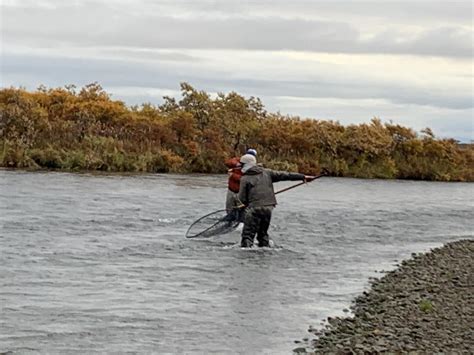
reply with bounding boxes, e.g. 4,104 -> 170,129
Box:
243,164 -> 264,175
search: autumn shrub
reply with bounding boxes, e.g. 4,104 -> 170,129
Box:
0,83 -> 472,181
62,150 -> 86,171
0,140 -> 26,167
264,159 -> 299,172
28,147 -> 63,169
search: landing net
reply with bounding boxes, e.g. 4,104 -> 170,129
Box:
185,209 -> 242,238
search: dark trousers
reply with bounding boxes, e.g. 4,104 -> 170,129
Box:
241,206 -> 273,247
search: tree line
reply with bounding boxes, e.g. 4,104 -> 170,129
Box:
0,83 -> 472,181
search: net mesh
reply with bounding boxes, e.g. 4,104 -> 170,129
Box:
185,209 -> 242,238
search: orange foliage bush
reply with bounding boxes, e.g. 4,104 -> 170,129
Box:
0,83 -> 472,181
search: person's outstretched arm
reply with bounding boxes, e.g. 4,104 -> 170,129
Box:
269,169 -> 305,182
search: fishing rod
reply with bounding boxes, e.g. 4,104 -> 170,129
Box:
275,171 -> 327,195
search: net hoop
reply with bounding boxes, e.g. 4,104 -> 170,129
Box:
185,209 -> 241,238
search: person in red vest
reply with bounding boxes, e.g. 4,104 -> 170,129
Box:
224,149 -> 257,221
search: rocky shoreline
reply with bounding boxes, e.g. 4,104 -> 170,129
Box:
294,239 -> 473,354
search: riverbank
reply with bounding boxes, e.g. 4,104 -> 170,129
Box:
2,85 -> 474,181
295,239 -> 473,354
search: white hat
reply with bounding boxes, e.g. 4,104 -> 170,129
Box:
240,153 -> 257,165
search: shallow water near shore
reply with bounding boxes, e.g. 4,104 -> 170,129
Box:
1,170 -> 473,354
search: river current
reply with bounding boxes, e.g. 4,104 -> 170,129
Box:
1,170 -> 472,354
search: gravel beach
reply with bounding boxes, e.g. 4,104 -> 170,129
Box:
295,239 -> 474,354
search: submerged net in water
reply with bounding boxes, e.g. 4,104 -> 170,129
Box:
185,209 -> 242,238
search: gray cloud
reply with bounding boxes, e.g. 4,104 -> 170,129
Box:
2,2 -> 472,58
170,0 -> 473,24
3,53 -> 471,111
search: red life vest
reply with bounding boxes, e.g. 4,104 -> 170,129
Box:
228,168 -> 242,193
225,157 -> 242,193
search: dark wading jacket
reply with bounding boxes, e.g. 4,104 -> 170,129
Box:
238,165 -> 305,208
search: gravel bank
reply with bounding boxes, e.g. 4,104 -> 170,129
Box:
295,239 -> 474,354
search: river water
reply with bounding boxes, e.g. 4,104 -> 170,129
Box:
1,170 -> 472,354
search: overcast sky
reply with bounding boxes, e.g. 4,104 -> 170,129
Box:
1,0 -> 473,141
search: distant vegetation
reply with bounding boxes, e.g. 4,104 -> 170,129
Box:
0,83 -> 472,181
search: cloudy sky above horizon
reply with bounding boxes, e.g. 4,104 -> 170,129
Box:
1,0 -> 473,141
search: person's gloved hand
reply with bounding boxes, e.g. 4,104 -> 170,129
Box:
304,175 -> 317,182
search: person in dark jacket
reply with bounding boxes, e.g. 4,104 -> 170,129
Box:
238,153 -> 316,247
224,149 -> 258,222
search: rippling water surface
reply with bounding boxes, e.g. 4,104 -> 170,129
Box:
1,170 -> 472,354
